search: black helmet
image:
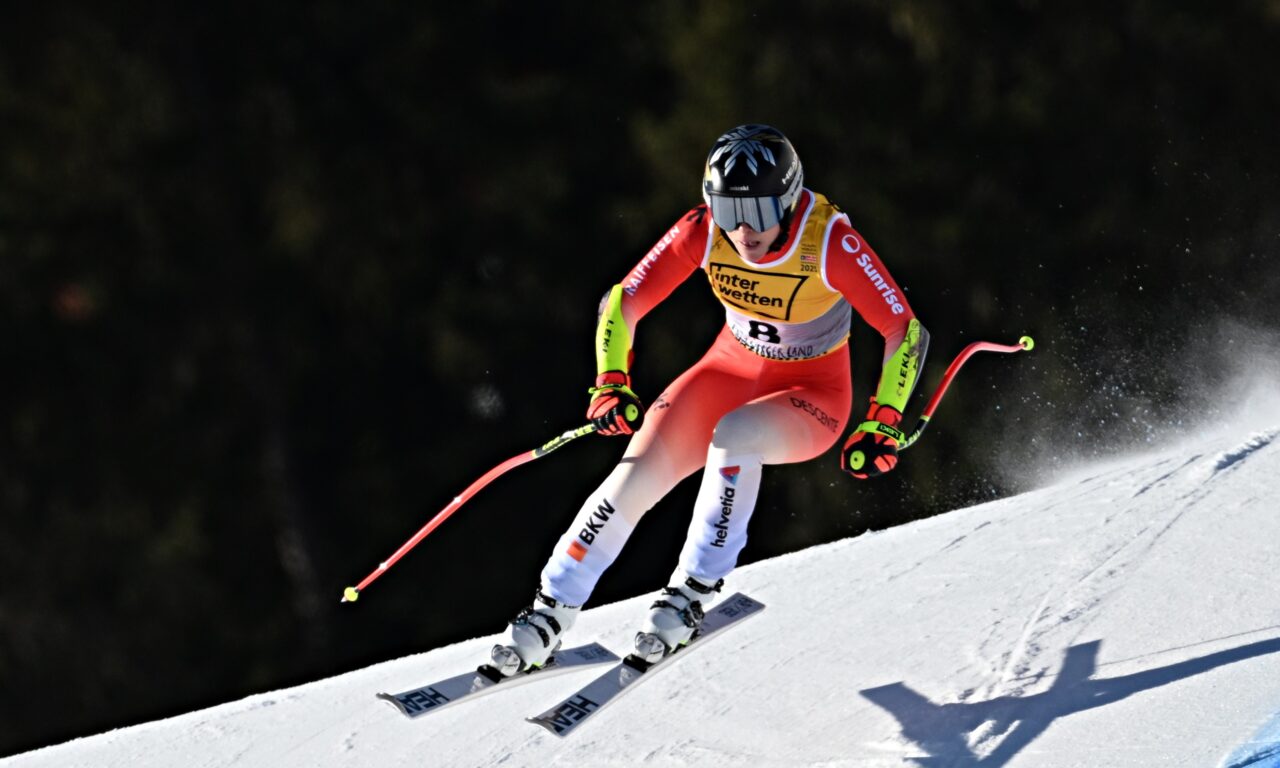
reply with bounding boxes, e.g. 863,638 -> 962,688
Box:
702,124 -> 804,232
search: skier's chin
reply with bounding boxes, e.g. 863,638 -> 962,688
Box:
730,236 -> 767,261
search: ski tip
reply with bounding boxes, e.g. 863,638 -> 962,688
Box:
341,586 -> 359,603
526,716 -> 570,738
375,692 -> 406,714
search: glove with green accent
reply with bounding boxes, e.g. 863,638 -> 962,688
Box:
840,400 -> 905,479
587,371 -> 644,436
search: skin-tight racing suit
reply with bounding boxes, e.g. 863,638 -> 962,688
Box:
541,189 -> 928,606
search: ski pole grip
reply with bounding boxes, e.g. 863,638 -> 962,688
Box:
899,417 -> 931,451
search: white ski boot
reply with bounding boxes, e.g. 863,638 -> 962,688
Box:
490,589 -> 580,677
633,575 -> 724,663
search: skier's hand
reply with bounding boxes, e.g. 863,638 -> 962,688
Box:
587,371 -> 644,436
841,400 -> 904,479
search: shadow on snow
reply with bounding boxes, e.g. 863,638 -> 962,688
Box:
862,633 -> 1280,766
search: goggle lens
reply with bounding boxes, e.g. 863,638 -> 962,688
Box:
707,195 -> 785,232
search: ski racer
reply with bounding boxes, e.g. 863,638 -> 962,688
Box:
491,124 -> 929,675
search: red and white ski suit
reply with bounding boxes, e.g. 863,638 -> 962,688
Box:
542,190 -> 922,605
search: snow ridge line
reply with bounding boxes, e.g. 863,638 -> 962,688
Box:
1213,429 -> 1279,473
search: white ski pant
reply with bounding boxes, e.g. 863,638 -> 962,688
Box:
540,330 -> 851,606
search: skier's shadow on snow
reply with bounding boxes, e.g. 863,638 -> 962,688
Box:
861,634 -> 1280,767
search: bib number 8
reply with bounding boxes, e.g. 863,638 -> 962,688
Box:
748,320 -> 781,344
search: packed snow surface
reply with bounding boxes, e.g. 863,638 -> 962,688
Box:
6,427 -> 1280,767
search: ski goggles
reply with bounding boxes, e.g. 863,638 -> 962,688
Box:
706,194 -> 787,232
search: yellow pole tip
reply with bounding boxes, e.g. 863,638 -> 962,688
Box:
343,587 -> 360,603
1019,335 -> 1036,351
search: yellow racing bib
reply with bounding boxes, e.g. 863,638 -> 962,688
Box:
702,192 -> 850,360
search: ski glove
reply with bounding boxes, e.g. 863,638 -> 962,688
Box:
841,400 -> 905,479
587,371 -> 644,436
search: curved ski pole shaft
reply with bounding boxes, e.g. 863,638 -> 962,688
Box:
898,336 -> 1035,452
341,423 -> 598,603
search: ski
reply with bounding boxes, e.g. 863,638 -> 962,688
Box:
526,592 -> 766,737
377,642 -> 619,719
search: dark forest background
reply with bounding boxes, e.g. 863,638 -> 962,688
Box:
3,0 -> 1279,756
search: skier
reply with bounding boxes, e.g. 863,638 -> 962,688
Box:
491,124 -> 929,676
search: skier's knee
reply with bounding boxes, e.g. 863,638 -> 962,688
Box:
710,409 -> 766,453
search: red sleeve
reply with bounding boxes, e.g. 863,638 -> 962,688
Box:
618,206 -> 711,325
824,216 -> 916,341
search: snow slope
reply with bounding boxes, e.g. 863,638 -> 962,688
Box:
6,427 -> 1280,767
